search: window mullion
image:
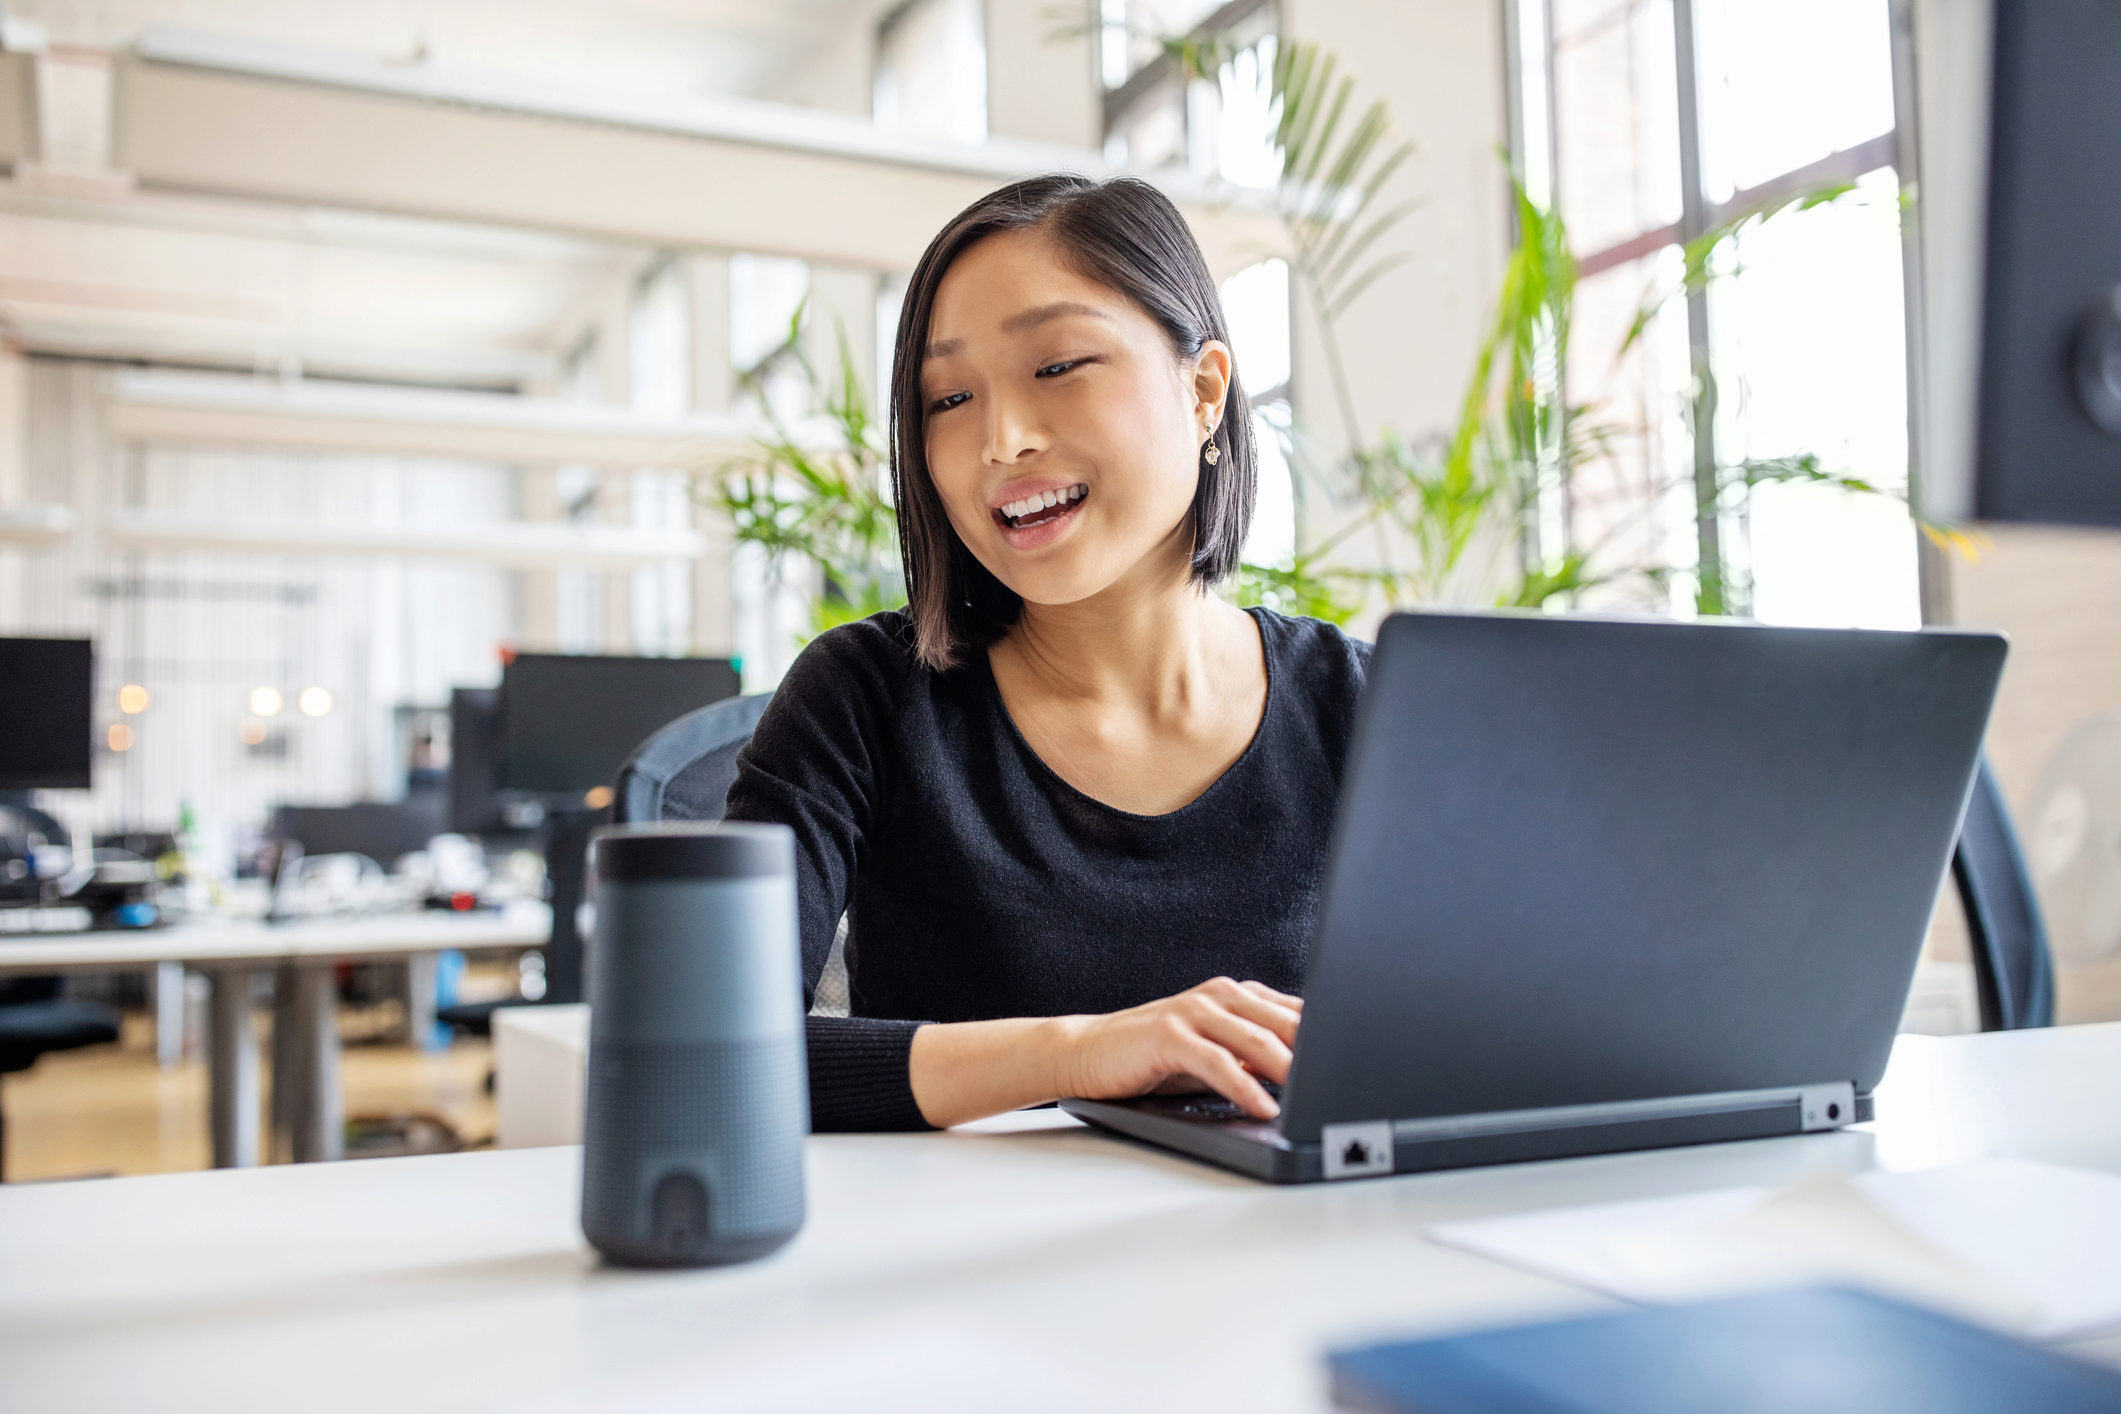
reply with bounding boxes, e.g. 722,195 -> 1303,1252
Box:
1670,0 -> 1727,615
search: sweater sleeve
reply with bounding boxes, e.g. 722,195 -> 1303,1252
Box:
723,618 -> 934,1132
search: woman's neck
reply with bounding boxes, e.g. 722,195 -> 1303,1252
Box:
997,536 -> 1246,722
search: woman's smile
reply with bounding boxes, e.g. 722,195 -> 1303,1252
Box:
991,480 -> 1090,549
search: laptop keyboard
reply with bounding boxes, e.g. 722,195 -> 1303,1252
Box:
1133,1081 -> 1282,1123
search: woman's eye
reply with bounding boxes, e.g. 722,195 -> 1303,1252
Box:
928,391 -> 970,413
1035,359 -> 1084,378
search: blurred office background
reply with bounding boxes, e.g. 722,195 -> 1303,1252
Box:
0,0 -> 2115,1179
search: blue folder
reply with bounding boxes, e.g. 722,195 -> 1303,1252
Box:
1328,1287 -> 2121,1414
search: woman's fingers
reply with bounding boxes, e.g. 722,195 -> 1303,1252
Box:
1218,986 -> 1302,1046
1178,1035 -> 1281,1119
1189,1004 -> 1294,1084
1240,980 -> 1304,1011
1068,979 -> 1306,1111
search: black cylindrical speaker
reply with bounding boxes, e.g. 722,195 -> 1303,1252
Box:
580,822 -> 808,1267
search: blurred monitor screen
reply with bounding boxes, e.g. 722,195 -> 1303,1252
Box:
0,638 -> 93,790
497,654 -> 741,796
270,798 -> 447,865
448,687 -> 508,835
1975,0 -> 2121,525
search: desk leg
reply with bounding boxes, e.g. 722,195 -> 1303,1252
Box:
153,960 -> 185,1069
269,965 -> 300,1164
405,953 -> 439,1052
206,967 -> 260,1169
286,963 -> 345,1163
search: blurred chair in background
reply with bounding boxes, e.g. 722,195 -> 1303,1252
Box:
612,694 -> 772,827
611,693 -> 847,1016
1953,757 -> 2057,1031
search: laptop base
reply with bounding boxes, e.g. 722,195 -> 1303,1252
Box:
1059,1088 -> 1874,1186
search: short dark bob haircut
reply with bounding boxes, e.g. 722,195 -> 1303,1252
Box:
890,173 -> 1258,672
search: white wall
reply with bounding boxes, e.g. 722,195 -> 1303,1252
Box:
986,1 -> 1099,148
768,0 -> 899,113
1281,0 -> 1513,617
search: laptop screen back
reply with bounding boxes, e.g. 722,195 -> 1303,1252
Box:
1281,613 -> 2005,1142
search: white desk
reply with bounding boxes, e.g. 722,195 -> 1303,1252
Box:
0,904 -> 549,1168
0,1023 -> 2114,1414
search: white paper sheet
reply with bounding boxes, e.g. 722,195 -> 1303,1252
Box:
1429,1158 -> 2121,1340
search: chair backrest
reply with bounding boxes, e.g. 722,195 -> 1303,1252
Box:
613,693 -> 772,826
1952,756 -> 2057,1030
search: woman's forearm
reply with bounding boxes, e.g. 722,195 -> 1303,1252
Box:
907,1014 -> 1086,1128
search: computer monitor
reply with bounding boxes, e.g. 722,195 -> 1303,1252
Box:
496,653 -> 741,797
269,798 -> 447,866
0,638 -> 94,790
447,687 -> 509,835
1963,1 -> 2121,525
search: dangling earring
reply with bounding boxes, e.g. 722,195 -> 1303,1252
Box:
1202,417 -> 1221,465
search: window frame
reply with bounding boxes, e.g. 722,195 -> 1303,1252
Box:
1506,0 -> 1924,618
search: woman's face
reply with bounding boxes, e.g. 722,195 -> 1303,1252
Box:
918,228 -> 1229,611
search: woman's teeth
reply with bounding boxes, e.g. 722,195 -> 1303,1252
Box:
999,484 -> 1087,527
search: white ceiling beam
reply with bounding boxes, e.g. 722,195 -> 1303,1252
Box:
7,315 -> 559,391
106,370 -> 789,469
101,510 -> 703,567
0,502 -> 73,545
109,28 -> 1282,277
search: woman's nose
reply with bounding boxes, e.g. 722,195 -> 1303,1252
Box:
982,392 -> 1048,466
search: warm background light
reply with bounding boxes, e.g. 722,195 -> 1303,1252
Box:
106,723 -> 135,752
298,687 -> 333,717
117,684 -> 151,714
237,718 -> 269,746
249,686 -> 283,717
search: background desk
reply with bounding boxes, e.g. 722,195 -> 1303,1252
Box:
0,1023 -> 2113,1413
0,904 -> 549,1167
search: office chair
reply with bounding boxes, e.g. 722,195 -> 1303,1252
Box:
607,691 -> 851,1014
1952,756 -> 2057,1031
0,978 -> 121,1180
437,693 -> 774,1041
611,693 -> 773,826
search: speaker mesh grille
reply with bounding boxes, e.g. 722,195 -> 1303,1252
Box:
582,1038 -> 806,1243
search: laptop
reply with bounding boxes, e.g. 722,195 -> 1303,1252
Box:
1061,611 -> 2008,1183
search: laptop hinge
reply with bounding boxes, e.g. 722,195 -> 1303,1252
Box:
1381,1083 -> 1862,1146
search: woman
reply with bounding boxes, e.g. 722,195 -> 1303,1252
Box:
725,174 -> 1370,1131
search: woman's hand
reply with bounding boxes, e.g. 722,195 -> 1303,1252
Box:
1053,978 -> 1303,1120
907,977 -> 1303,1129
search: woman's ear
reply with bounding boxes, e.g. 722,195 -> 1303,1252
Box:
1191,340 -> 1233,432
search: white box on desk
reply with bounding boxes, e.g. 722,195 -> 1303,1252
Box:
493,1003 -> 588,1148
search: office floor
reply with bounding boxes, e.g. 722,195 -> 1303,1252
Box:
2,1009 -> 497,1183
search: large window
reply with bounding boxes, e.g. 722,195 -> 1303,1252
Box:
1220,257 -> 1296,570
627,258 -> 693,657
727,254 -> 816,688
1101,0 -> 1279,186
1515,0 -> 1918,628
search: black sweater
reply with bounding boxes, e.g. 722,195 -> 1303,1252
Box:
722,607 -> 1372,1131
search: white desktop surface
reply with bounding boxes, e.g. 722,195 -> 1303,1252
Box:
2,1023 -> 2117,1414
0,901 -> 549,972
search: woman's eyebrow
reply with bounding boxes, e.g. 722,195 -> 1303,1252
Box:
925,301 -> 1110,360
1000,300 -> 1112,335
